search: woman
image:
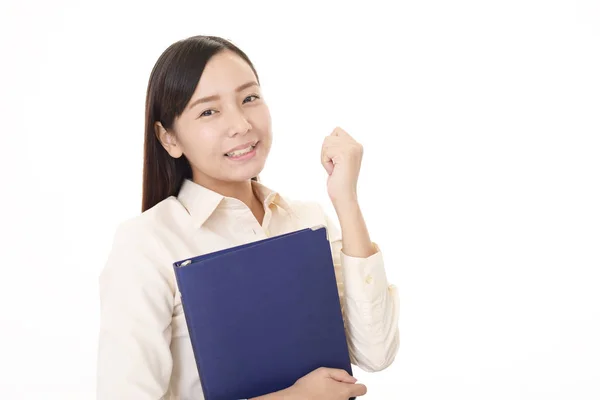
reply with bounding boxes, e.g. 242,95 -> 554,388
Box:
97,35 -> 399,400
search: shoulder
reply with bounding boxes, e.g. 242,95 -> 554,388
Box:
280,195 -> 341,240
103,196 -> 190,277
99,199 -> 184,306
111,196 -> 190,245
287,198 -> 326,220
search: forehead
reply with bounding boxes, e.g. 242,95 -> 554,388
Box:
197,50 -> 256,93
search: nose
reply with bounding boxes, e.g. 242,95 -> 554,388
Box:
226,108 -> 252,138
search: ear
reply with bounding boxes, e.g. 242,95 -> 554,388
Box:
155,121 -> 184,158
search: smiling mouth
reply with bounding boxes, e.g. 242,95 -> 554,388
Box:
225,142 -> 258,157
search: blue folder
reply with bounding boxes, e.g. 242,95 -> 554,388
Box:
173,225 -> 354,400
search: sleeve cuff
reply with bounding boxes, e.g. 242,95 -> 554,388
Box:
340,242 -> 390,302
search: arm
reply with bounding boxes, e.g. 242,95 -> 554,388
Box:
321,126 -> 400,372
97,220 -> 174,399
334,199 -> 377,258
325,206 -> 400,372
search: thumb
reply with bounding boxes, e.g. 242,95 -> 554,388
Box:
346,383 -> 368,397
321,140 -> 339,176
324,160 -> 334,175
327,368 -> 357,383
321,145 -> 335,175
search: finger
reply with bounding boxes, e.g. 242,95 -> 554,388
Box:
321,145 -> 338,175
331,126 -> 350,137
324,136 -> 355,154
323,135 -> 344,148
321,153 -> 338,175
323,141 -> 361,165
326,368 -> 357,383
321,144 -> 336,161
322,137 -> 345,155
346,383 -> 368,397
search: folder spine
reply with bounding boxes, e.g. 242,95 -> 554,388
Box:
174,267 -> 212,397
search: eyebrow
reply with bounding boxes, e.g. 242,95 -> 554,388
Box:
187,81 -> 259,110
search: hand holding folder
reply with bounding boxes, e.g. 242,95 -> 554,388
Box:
173,226 -> 359,400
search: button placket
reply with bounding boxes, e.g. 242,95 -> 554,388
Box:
233,206 -> 262,239
262,203 -> 275,237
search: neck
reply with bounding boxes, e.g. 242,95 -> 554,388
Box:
192,172 -> 260,211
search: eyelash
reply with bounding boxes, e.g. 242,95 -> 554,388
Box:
243,94 -> 260,104
198,94 -> 261,118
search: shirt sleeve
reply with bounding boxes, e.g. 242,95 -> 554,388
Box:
97,220 -> 175,399
323,211 -> 400,372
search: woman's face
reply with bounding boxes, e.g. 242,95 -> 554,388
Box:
157,50 -> 272,185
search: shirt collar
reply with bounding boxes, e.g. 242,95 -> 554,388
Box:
176,178 -> 297,228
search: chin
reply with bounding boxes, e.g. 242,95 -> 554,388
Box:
225,162 -> 266,182
225,173 -> 261,183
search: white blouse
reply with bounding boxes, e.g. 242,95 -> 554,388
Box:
97,178 -> 399,399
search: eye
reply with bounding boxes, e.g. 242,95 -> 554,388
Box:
243,94 -> 260,104
199,109 -> 217,118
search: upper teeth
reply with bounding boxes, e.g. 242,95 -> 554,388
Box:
227,144 -> 255,157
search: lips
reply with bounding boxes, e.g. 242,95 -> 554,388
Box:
224,141 -> 258,157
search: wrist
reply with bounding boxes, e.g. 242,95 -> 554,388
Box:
332,196 -> 359,213
278,385 -> 302,400
249,385 -> 301,400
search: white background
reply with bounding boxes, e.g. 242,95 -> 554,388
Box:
1,0 -> 599,399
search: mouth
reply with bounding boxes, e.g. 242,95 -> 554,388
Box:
224,141 -> 258,159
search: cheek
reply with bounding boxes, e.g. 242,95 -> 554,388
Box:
250,105 -> 272,133
180,129 -> 223,161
